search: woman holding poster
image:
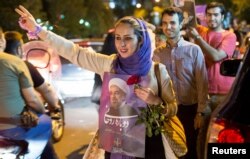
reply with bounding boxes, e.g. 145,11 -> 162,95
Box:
15,5 -> 177,159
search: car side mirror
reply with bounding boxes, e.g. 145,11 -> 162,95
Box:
220,59 -> 242,77
26,48 -> 50,69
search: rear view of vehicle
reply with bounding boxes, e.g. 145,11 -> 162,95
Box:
205,48 -> 250,159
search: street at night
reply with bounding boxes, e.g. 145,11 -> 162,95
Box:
1,1 -> 250,159
54,97 -> 98,159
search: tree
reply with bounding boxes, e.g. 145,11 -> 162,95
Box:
232,0 -> 250,23
42,0 -> 114,38
82,0 -> 115,38
0,0 -> 45,35
0,0 -> 115,39
42,0 -> 87,38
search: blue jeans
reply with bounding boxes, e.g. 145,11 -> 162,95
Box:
0,114 -> 53,158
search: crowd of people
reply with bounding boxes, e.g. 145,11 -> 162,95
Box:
0,1 -> 249,159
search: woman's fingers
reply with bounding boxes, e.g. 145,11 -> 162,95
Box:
19,5 -> 33,17
15,8 -> 25,17
15,5 -> 32,18
134,87 -> 157,104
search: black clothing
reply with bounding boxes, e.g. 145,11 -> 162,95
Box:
177,104 -> 199,159
40,140 -> 58,159
24,61 -> 44,88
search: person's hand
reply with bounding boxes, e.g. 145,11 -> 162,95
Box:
48,105 -> 61,113
187,27 -> 200,40
15,5 -> 38,32
20,107 -> 39,128
194,114 -> 204,129
134,86 -> 162,105
47,105 -> 62,120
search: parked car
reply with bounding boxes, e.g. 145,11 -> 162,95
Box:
205,47 -> 250,158
55,38 -> 104,99
71,38 -> 104,52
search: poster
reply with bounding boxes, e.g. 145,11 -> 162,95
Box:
179,0 -> 197,28
172,0 -> 197,28
98,73 -> 149,158
195,5 -> 207,26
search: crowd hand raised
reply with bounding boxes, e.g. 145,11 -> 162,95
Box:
134,86 -> 162,105
187,27 -> 199,39
15,5 -> 38,32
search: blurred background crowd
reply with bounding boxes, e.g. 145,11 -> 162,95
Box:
0,0 -> 249,48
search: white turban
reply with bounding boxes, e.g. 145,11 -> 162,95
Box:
108,78 -> 130,95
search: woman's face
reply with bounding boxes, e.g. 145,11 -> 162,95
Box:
115,23 -> 140,58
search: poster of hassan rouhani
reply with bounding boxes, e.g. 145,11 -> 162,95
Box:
99,72 -> 150,158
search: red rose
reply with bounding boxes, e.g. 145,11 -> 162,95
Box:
127,75 -> 141,85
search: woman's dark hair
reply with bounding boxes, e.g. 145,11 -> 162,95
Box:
161,7 -> 184,24
205,2 -> 226,16
101,30 -> 117,55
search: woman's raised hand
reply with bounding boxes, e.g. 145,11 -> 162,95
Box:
15,5 -> 38,32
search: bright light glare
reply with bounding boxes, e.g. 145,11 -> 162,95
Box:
136,3 -> 142,8
60,14 -> 65,19
132,0 -> 136,6
42,26 -> 48,30
79,19 -> 84,24
109,2 -> 115,9
85,21 -> 90,27
55,79 -> 94,97
36,18 -> 42,23
155,0 -> 160,2
49,26 -> 53,30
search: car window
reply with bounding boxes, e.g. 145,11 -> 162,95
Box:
220,48 -> 250,125
231,69 -> 250,125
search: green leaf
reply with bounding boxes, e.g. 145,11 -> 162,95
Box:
154,113 -> 159,119
136,104 -> 167,138
154,129 -> 160,136
149,117 -> 154,124
160,115 -> 165,121
147,127 -> 153,137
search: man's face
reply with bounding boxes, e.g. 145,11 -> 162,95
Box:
0,31 -> 6,52
161,13 -> 182,41
206,7 -> 224,30
109,85 -> 126,109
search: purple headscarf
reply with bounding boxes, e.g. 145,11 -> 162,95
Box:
113,18 -> 152,76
